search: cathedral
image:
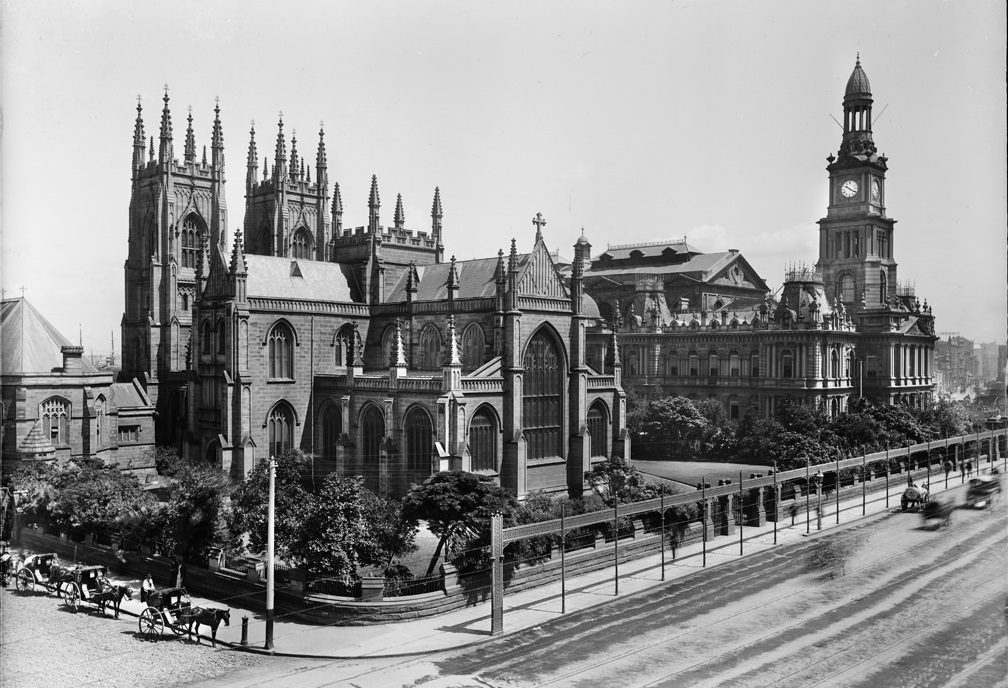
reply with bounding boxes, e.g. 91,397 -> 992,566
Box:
121,94 -> 628,497
585,58 -> 938,417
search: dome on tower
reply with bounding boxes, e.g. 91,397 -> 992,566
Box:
844,56 -> 872,98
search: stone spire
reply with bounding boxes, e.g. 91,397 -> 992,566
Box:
149,135 -> 155,162
184,106 -> 196,163
507,238 -> 519,292
201,145 -> 207,167
246,121 -> 258,189
606,327 -> 622,369
368,174 -> 381,234
159,86 -> 173,164
273,115 -> 287,182
211,98 -> 224,173
289,130 -> 299,182
443,314 -> 462,367
332,181 -> 343,233
390,319 -> 407,368
229,228 -> 247,275
315,125 -> 327,191
132,96 -> 146,175
394,193 -> 405,230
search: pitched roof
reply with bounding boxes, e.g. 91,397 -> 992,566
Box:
0,298 -> 100,375
586,251 -> 734,278
596,240 -> 701,261
387,254 -> 530,302
244,255 -> 361,303
18,421 -> 56,457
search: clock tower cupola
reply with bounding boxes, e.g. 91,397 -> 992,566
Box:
816,55 -> 896,312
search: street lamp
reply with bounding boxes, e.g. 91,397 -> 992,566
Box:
813,471 -> 824,531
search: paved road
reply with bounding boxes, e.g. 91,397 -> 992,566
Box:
188,485 -> 1008,688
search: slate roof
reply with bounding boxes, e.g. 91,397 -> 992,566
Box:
387,254 -> 530,302
586,251 -> 735,279
244,255 -> 361,303
110,380 -> 152,409
18,421 -> 56,457
0,298 -> 100,375
596,240 -> 701,261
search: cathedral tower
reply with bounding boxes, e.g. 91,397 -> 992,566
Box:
122,90 -> 228,444
816,56 -> 897,311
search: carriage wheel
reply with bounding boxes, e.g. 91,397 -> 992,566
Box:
15,570 -> 34,593
138,608 -> 164,639
65,585 -> 81,612
170,615 -> 187,636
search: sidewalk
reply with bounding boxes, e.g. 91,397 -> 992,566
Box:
104,463 -> 1001,659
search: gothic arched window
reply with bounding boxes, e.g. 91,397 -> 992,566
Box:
41,397 -> 70,447
95,395 -> 106,449
181,215 -> 202,269
291,227 -> 312,260
587,401 -> 608,458
419,325 -> 441,370
334,324 -> 354,367
321,403 -> 341,461
216,319 -> 225,355
523,329 -> 563,460
879,270 -> 888,305
404,406 -> 433,473
830,350 -> 840,378
201,320 -> 212,359
461,324 -> 485,372
469,406 -> 497,472
267,402 -> 294,457
840,274 -> 855,303
268,322 -> 294,379
360,405 -> 384,492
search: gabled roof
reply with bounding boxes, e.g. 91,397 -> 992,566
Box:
0,298 -> 100,375
595,240 -> 701,262
586,251 -> 734,279
244,255 -> 361,303
387,254 -> 529,302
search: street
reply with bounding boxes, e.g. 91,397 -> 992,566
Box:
181,480 -> 1007,688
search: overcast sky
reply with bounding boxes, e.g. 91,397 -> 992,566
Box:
2,0 -> 1005,357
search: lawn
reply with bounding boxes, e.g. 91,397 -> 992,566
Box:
634,460 -> 772,489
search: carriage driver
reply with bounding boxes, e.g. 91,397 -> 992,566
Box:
141,573 -> 155,603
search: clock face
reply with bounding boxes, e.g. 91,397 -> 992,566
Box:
871,180 -> 880,201
841,179 -> 859,198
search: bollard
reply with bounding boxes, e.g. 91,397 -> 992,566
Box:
241,616 -> 249,646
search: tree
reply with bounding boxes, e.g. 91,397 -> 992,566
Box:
162,459 -> 231,562
7,460 -> 62,527
48,459 -> 145,537
630,396 -> 710,459
584,456 -> 660,506
401,472 -> 519,577
228,450 -> 314,558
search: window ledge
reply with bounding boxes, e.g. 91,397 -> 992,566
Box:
267,378 -> 296,384
528,456 -> 566,467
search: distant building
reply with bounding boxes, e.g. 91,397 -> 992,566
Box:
935,335 -> 977,395
586,58 -> 938,417
1,298 -> 156,476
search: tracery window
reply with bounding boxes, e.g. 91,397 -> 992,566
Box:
41,397 -> 69,447
360,405 -> 384,492
587,402 -> 608,458
404,407 -> 433,473
181,215 -> 201,269
419,325 -> 441,369
267,403 -> 293,457
321,404 -> 341,460
334,324 -> 354,367
879,270 -> 888,305
291,227 -> 312,260
268,322 -> 294,379
461,324 -> 486,372
469,407 -> 497,472
522,330 -> 563,460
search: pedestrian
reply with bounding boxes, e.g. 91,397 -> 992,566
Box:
141,573 -> 155,603
789,502 -> 799,526
966,459 -> 973,477
175,558 -> 186,590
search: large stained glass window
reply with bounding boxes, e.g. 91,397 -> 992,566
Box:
523,330 -> 563,460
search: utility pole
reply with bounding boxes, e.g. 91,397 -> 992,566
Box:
265,456 -> 276,651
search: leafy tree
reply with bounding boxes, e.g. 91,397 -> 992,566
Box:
584,456 -> 660,506
7,460 -> 62,527
228,450 -> 314,558
353,489 -> 418,571
162,459 -> 231,562
916,398 -> 971,438
401,472 -> 519,577
629,396 -> 710,459
48,459 -> 144,536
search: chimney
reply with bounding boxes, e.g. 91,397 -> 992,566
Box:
61,345 -> 85,373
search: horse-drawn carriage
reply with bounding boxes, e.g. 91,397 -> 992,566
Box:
921,499 -> 953,529
0,543 -> 16,587
137,587 -> 231,646
966,475 -> 1002,509
13,553 -> 77,596
900,483 -> 929,512
63,564 -> 133,618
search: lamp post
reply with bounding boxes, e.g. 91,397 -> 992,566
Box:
265,455 -> 276,651
813,471 -> 824,531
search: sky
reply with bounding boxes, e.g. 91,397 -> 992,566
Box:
1,0 -> 1005,358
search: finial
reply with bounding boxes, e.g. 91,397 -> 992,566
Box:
856,51 -> 860,65
214,95 -> 220,117
532,212 -> 547,241
202,145 -> 207,166
394,193 -> 405,228
163,84 -> 169,102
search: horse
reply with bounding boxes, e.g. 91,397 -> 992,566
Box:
93,584 -> 133,619
185,607 -> 231,648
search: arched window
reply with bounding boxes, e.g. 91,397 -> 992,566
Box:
709,353 -> 719,377
267,403 -> 294,457
201,320 -> 212,358
666,353 -> 678,376
461,324 -> 486,372
360,405 -> 384,492
181,293 -> 189,311
216,319 -> 225,355
840,274 -> 855,303
469,407 -> 497,472
419,325 -> 441,369
404,407 -> 433,473
879,269 -> 888,305
780,349 -> 795,378
587,401 -> 608,458
523,329 -> 563,460
334,324 -> 354,367
291,227 -> 312,260
831,350 -> 840,378
268,322 -> 294,379
688,353 -> 699,376
729,351 -> 741,376
95,395 -> 106,449
180,215 -> 201,269
321,404 -> 341,460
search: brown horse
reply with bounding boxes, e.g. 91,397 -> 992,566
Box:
185,607 -> 231,648
93,584 -> 133,619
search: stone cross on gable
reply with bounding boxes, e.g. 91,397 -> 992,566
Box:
532,212 -> 547,241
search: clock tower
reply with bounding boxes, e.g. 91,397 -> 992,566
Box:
816,56 -> 897,311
